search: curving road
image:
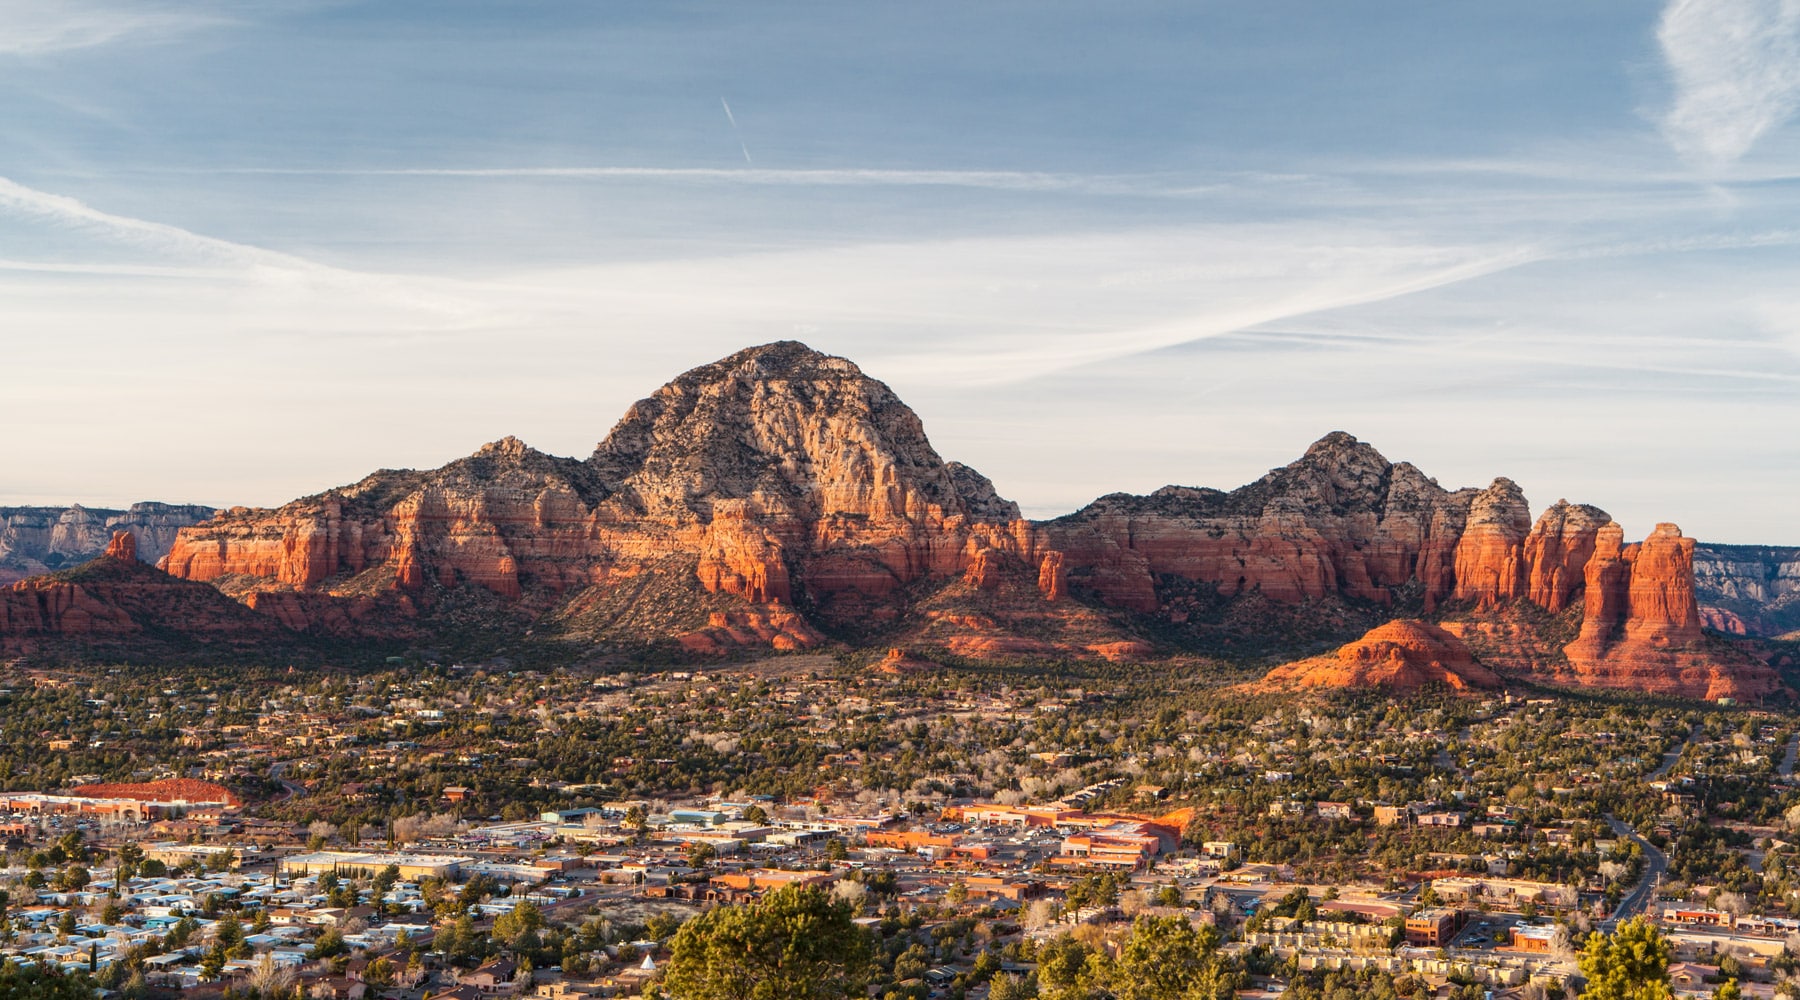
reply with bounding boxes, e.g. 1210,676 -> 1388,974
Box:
1600,816 -> 1667,932
269,760 -> 307,803
1595,728 -> 1692,933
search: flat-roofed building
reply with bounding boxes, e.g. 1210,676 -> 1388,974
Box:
1374,805 -> 1409,826
1404,908 -> 1465,947
279,851 -> 468,880
708,868 -> 836,892
143,842 -> 239,869
1511,925 -> 1558,953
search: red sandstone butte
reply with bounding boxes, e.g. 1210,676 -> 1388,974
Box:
1260,620 -> 1502,693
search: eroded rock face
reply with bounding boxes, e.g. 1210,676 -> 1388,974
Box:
0,575 -> 138,637
1523,501 -> 1613,613
1044,433 -> 1480,611
1693,543 -> 1800,639
962,546 -> 1003,591
1037,551 -> 1067,602
162,342 -> 1031,638
1050,436 -> 1774,699
42,342 -> 1775,692
674,609 -> 825,656
104,530 -> 136,562
1260,619 -> 1502,692
1450,480 -> 1531,609
1525,521 -> 1780,700
1626,524 -> 1704,647
1449,496 -> 1612,613
877,647 -> 939,674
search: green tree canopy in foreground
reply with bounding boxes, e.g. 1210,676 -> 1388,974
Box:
1113,914 -> 1238,1000
1038,914 -> 1242,1000
0,960 -> 97,1000
1578,917 -> 1672,1000
664,884 -> 873,1000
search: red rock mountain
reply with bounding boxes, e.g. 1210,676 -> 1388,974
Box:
1040,434 -> 1776,700
4,342 -> 1781,700
161,343 -> 1035,647
1259,620 -> 1502,693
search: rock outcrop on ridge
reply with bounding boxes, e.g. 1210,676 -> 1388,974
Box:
0,532 -> 290,659
1044,433 -> 1776,699
1040,433 -> 1477,613
160,343 -> 1033,638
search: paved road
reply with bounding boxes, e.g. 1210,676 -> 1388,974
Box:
1648,724 -> 1700,782
1780,734 -> 1800,779
1602,814 -> 1668,931
269,760 -> 307,803
1599,732 -> 1687,932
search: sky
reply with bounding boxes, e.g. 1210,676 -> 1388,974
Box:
2,1 -> 1799,544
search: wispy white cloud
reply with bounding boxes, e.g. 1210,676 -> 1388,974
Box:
2,167 -> 1798,540
0,175 -> 312,269
864,241 -> 1545,385
208,164 -> 1248,198
1658,0 -> 1800,170
0,1 -> 228,56
0,175 -> 501,329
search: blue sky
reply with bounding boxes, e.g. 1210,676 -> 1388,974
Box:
3,1 -> 1799,543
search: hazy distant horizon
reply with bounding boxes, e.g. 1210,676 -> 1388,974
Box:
3,2 -> 1798,544
5,338 -> 1786,550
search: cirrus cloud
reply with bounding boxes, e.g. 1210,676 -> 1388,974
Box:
1658,0 -> 1800,170
0,1 -> 228,56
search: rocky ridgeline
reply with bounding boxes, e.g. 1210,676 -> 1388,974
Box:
0,502 -> 216,583
1041,435 -> 1776,699
1693,544 -> 1800,638
3,342 -> 1785,700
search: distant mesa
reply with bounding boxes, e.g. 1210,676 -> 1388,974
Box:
0,341 -> 1787,702
0,501 -> 216,584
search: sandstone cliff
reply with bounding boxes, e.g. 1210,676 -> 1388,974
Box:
1539,523 -> 1778,701
1042,433 -> 1479,613
1047,432 -> 1776,700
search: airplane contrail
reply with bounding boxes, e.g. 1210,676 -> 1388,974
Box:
721,97 -> 753,166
